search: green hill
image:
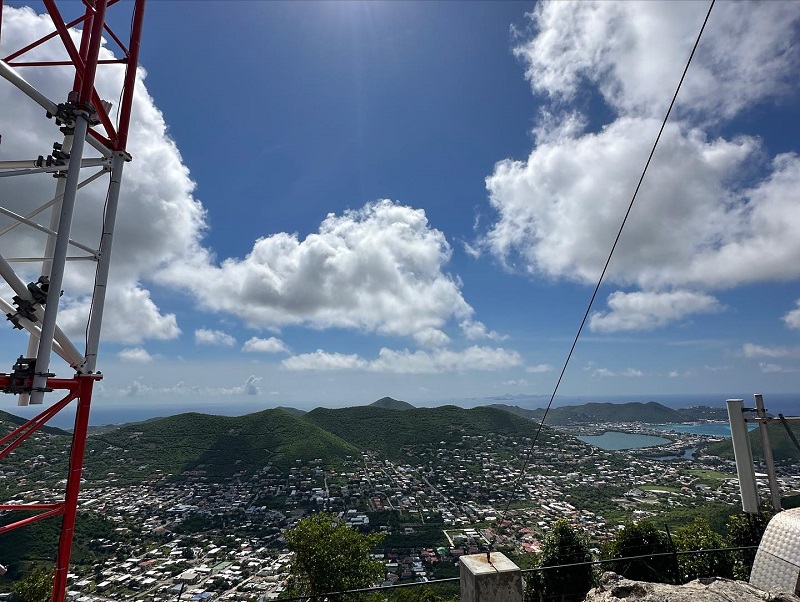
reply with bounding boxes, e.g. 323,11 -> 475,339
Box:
369,396 -> 415,411
490,401 -> 696,425
0,409 -> 68,435
275,406 -> 307,417
303,404 -> 542,457
84,408 -> 359,481
704,420 -> 800,462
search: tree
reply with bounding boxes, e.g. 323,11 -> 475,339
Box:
284,512 -> 385,599
12,567 -> 52,602
673,518 -> 734,582
527,519 -> 594,602
727,511 -> 772,580
601,521 -> 676,584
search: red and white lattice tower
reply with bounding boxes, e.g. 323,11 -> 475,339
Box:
0,2 -> 145,600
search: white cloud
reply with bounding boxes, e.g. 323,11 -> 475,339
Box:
591,368 -> 614,378
118,347 -> 153,363
158,200 -> 475,343
195,328 -> 236,347
526,363 -> 553,374
668,370 -> 680,378
242,336 -> 289,354
783,301 -> 800,330
515,1 -> 800,121
460,319 -> 508,342
590,291 -> 720,332
486,119 -> 800,290
282,345 -> 522,374
759,362 -> 798,374
414,328 -> 451,348
282,351 -> 368,371
235,375 -> 261,396
622,368 -> 643,377
742,343 -> 800,359
484,1 -> 800,328
58,287 -> 180,345
119,375 -> 261,397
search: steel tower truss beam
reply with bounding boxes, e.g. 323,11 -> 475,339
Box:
0,2 -> 146,601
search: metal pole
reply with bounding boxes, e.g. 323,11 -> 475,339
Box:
0,59 -> 60,115
25,133 -> 74,403
51,376 -> 96,602
83,152 -> 126,373
30,114 -> 89,404
754,394 -> 782,513
727,399 -> 759,513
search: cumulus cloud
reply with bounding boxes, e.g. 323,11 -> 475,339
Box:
622,368 -> 643,377
460,319 -> 507,342
784,301 -> 800,330
590,290 -> 721,332
483,1 -> 800,332
514,1 -> 800,121
158,200 -> 475,343
118,347 -> 153,363
282,345 -> 522,374
486,119 -> 800,290
195,328 -> 236,347
242,337 -> 289,354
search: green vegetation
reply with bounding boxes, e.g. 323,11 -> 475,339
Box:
600,520 -> 677,583
303,405 -> 540,458
0,511 -> 120,576
11,566 -> 51,602
705,421 -> 800,462
686,468 -> 733,482
526,519 -> 593,602
673,518 -> 734,581
370,397 -> 416,411
284,512 -> 385,599
727,511 -> 772,580
83,408 -> 360,481
491,401 -> 720,425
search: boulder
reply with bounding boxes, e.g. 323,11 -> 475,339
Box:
584,572 -> 800,602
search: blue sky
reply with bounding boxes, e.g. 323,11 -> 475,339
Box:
1,1 -> 800,413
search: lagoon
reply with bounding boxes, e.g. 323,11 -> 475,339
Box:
578,431 -> 671,450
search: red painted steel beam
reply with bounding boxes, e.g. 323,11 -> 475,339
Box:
52,377 -> 95,602
0,506 -> 65,536
0,391 -> 76,459
6,60 -> 125,67
116,0 -> 145,151
42,0 -> 87,90
72,2 -> 94,93
0,376 -> 81,390
78,0 -> 106,104
2,13 -> 89,63
2,0 -> 123,63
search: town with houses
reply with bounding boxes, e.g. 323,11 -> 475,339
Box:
1,417 -> 799,602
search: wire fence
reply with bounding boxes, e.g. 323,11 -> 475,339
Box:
278,545 -> 759,601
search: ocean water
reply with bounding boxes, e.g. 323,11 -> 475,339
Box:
577,431 -> 671,450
